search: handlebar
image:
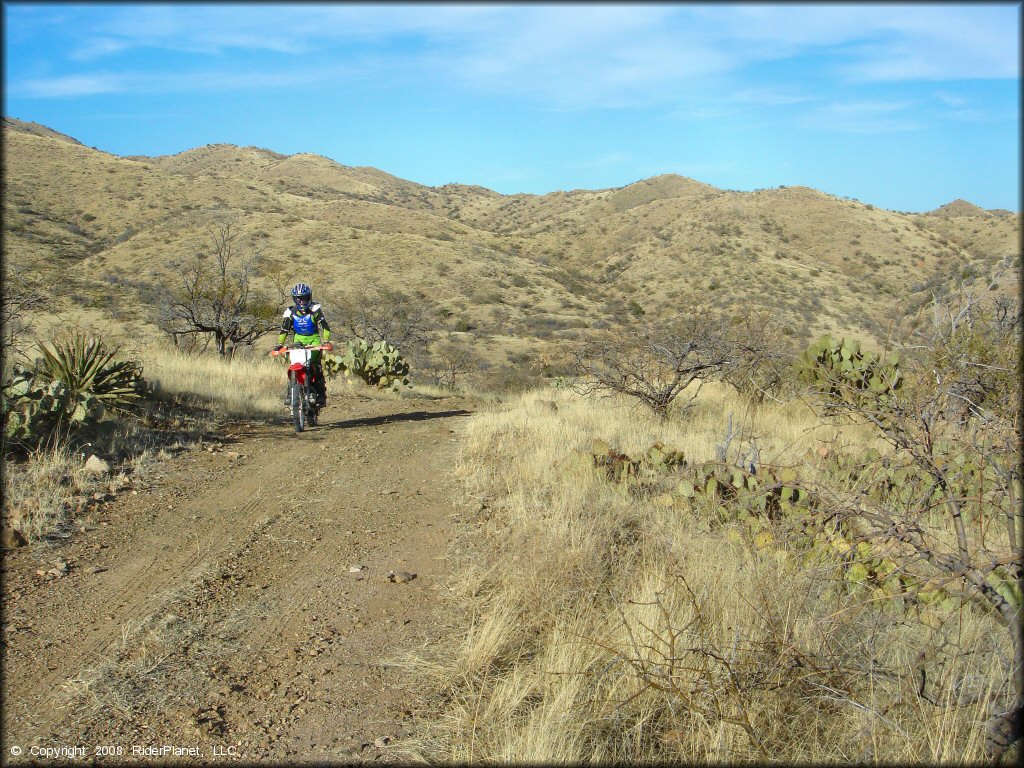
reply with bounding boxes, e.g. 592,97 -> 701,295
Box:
270,343 -> 333,357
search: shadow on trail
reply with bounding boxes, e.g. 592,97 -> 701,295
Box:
325,409 -> 473,430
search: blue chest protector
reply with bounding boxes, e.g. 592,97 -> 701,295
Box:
290,309 -> 317,336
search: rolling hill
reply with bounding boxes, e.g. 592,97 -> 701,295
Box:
3,117 -> 1019,370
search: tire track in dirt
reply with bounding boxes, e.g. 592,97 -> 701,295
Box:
2,395 -> 474,763
8,475 -> 278,718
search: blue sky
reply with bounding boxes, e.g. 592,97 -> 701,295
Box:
3,2 -> 1020,212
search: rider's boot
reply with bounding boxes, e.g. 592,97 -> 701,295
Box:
312,364 -> 327,406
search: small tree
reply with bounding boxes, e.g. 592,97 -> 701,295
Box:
426,336 -> 479,391
720,309 -> 795,403
154,219 -> 278,356
571,313 -> 733,418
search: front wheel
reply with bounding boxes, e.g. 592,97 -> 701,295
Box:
290,381 -> 305,432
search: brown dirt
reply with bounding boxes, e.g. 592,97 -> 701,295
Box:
1,394 -> 475,764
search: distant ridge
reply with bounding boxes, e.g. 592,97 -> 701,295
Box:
2,117 -> 84,146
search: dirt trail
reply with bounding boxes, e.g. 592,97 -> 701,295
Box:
2,394 -> 474,763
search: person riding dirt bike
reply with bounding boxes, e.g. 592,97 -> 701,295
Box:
273,283 -> 332,406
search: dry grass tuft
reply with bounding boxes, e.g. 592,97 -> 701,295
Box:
2,445 -> 114,541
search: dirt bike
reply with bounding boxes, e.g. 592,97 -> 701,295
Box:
270,343 -> 333,433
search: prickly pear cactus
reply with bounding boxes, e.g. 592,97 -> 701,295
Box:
591,440 -> 687,484
1,364 -> 105,447
797,335 -> 902,402
324,338 -> 411,392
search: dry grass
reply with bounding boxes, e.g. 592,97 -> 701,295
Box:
403,385 -> 1012,764
139,346 -> 285,420
2,341 -> 229,541
139,343 -> 456,414
2,445 -> 107,540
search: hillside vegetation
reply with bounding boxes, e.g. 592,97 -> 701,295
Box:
3,117 -> 1019,374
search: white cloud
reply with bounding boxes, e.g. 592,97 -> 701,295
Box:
798,100 -> 921,133
11,64 -> 367,99
68,5 -> 503,58
13,4 -> 1020,108
935,91 -> 970,108
15,74 -> 125,98
694,4 -> 1019,80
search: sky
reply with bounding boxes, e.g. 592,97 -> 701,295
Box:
3,2 -> 1020,212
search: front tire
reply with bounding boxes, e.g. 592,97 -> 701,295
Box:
290,381 -> 305,432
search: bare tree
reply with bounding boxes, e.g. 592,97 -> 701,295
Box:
425,335 -> 479,391
571,313 -> 733,418
720,308 -> 795,404
153,219 -> 278,356
330,287 -> 435,366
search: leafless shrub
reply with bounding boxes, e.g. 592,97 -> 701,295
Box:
152,218 -> 279,356
1,272 -> 49,361
570,313 -> 733,418
720,308 -> 797,403
907,279 -> 1022,424
424,336 -> 479,391
329,287 -> 435,367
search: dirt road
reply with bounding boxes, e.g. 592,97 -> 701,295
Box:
2,394 -> 474,764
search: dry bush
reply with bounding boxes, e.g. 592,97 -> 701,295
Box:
1,271 -> 49,363
2,445 -> 107,540
422,336 -> 481,392
328,286 -> 435,368
720,308 -> 799,403
152,218 -> 279,356
570,313 -> 733,418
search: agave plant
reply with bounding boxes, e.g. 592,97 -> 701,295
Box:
36,332 -> 145,412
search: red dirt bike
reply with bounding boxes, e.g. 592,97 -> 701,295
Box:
270,343 -> 333,432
